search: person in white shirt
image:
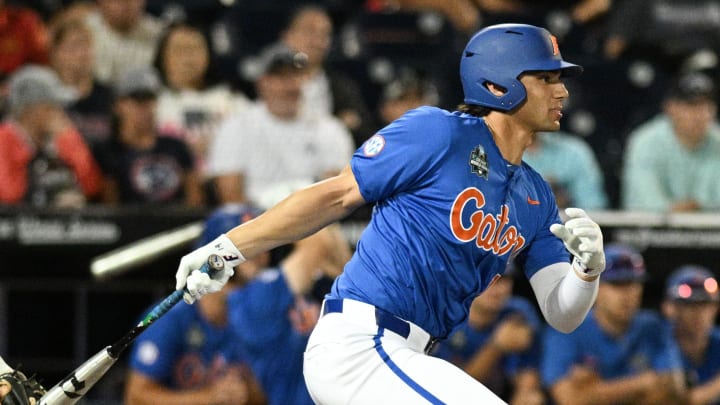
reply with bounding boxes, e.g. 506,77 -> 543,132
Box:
208,46 -> 354,206
153,22 -> 249,179
84,0 -> 163,86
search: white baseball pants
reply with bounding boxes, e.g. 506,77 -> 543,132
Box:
303,298 -> 507,404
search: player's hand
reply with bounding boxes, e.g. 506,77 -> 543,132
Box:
175,234 -> 245,304
550,208 -> 605,279
490,315 -> 533,353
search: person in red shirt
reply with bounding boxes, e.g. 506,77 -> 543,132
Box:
0,0 -> 50,77
0,64 -> 103,207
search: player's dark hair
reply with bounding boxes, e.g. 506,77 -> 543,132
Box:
457,103 -> 492,117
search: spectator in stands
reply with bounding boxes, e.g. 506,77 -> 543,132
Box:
279,4 -> 378,147
49,18 -> 114,147
432,264 -> 545,405
124,205 -> 267,405
541,243 -> 687,405
208,46 -> 354,206
662,265 -> 720,405
153,22 -> 249,181
94,66 -> 204,207
0,65 -> 103,207
377,67 -> 439,125
621,71 -> 720,212
0,0 -> 49,78
226,184 -> 352,405
84,0 -> 163,86
524,131 -> 608,210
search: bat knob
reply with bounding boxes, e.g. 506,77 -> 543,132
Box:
206,253 -> 225,275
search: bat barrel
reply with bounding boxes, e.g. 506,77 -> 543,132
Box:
38,347 -> 117,405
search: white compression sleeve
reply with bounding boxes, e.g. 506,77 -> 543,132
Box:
529,262 -> 599,333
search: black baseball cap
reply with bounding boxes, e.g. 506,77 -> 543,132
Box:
258,45 -> 308,76
665,71 -> 717,102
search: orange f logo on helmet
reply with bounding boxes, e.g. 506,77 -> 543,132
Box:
549,34 -> 560,56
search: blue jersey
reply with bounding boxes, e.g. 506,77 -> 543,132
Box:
128,302 -> 246,389
680,326 -> 720,388
541,309 -> 684,387
227,268 -> 318,405
433,296 -> 542,394
330,107 -> 568,338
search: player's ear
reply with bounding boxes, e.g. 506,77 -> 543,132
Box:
484,81 -> 507,97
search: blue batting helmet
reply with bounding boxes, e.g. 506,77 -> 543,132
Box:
460,24 -> 583,111
602,244 -> 647,283
197,203 -> 261,247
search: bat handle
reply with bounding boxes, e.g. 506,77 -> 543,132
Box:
143,254 -> 225,321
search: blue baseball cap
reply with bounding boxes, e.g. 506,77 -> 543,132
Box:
601,244 -> 647,283
665,265 -> 719,303
197,204 -> 261,247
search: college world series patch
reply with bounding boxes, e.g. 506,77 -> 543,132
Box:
469,145 -> 489,179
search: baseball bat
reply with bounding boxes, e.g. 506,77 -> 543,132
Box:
38,254 -> 225,405
90,220 -> 204,280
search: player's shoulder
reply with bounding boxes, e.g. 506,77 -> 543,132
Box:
632,309 -> 665,329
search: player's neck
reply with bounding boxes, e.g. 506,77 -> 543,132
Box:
484,114 -> 533,165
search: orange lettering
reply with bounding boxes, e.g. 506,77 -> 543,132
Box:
449,187 -> 526,256
550,34 -> 560,56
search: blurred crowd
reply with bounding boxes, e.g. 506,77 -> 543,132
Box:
3,0 -> 720,404
2,0 -> 720,213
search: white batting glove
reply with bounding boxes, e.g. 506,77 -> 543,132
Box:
175,234 -> 245,304
550,208 -> 605,278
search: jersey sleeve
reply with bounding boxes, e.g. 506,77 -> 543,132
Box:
351,107 -> 451,203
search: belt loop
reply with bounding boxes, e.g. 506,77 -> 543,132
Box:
424,338 -> 439,354
323,299 -> 343,315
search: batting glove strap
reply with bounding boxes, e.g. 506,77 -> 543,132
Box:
176,234 -> 245,304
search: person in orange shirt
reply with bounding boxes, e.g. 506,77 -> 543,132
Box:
0,65 -> 103,207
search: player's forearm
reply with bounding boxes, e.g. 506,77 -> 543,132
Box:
689,373 -> 720,405
226,165 -> 365,259
530,263 -> 598,333
124,374 -> 221,405
463,343 -> 505,381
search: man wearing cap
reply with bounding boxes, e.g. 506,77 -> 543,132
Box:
207,45 -> 354,207
93,65 -> 204,207
662,265 -> 720,405
0,64 -> 103,207
541,243 -> 687,405
622,70 -> 720,212
124,204 -> 267,405
432,264 -> 545,405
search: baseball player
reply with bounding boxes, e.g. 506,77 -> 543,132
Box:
541,244 -> 686,405
432,265 -> 544,404
125,205 -> 267,405
175,23 -> 606,404
661,265 -> 720,404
